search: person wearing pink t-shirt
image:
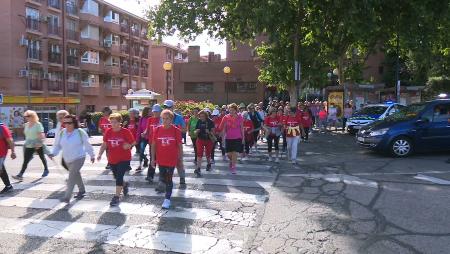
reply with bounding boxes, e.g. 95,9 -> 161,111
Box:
219,103 -> 244,174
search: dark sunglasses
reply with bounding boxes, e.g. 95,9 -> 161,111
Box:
63,122 -> 74,125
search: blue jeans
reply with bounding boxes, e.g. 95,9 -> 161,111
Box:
139,139 -> 149,164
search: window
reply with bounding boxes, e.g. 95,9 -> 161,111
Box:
67,72 -> 80,82
49,44 -> 61,53
184,83 -> 213,93
81,73 -> 99,86
104,10 -> 119,24
105,77 -> 120,88
66,19 -> 77,31
106,56 -> 119,66
432,104 -> 450,123
49,71 -> 62,81
26,7 -> 40,19
66,0 -> 78,15
141,81 -> 146,89
112,34 -> 120,45
67,47 -> 78,56
48,0 -> 60,9
227,82 -> 257,93
81,25 -> 99,40
131,80 -> 137,90
81,51 -> 99,64
81,0 -> 99,16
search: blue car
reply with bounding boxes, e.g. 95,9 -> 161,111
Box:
356,99 -> 450,157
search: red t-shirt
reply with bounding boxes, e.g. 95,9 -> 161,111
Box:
127,119 -> 138,140
319,110 -> 328,120
152,125 -> 182,167
103,128 -> 135,164
98,116 -> 112,134
146,117 -> 160,143
213,116 -> 223,134
0,125 -> 12,157
264,115 -> 282,128
243,119 -> 254,142
301,111 -> 313,128
284,115 -> 302,137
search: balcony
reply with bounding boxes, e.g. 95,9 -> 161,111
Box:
103,20 -> 120,33
79,12 -> 102,26
131,67 -> 139,76
104,65 -> 120,75
47,0 -> 61,10
120,44 -> 129,54
66,29 -> 79,41
67,56 -> 79,67
27,49 -> 42,61
120,24 -> 129,34
104,85 -> 121,96
30,78 -> 43,91
141,51 -> 149,59
66,2 -> 78,17
141,68 -> 148,77
80,61 -> 103,73
26,0 -> 43,6
48,52 -> 62,64
48,25 -> 62,37
26,17 -> 41,33
48,80 -> 63,93
81,85 -> 99,96
67,81 -> 80,93
80,37 -> 102,51
131,29 -> 140,38
120,65 -> 129,75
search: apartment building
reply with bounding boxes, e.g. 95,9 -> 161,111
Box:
0,0 -> 151,117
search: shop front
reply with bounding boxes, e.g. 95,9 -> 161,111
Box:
124,89 -> 162,110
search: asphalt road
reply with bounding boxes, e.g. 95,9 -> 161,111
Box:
1,131 -> 449,253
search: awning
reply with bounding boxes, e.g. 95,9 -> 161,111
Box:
124,89 -> 161,100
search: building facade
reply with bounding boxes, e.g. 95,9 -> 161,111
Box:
0,0 -> 151,117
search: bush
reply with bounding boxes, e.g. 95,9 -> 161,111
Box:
424,76 -> 450,100
174,100 -> 216,115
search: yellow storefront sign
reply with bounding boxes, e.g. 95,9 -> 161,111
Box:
3,96 -> 80,104
328,91 -> 344,117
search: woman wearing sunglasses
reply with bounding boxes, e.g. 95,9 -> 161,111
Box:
50,115 -> 95,203
13,110 -> 49,180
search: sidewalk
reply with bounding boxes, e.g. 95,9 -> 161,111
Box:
14,135 -> 104,146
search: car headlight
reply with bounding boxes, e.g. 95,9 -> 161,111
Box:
369,128 -> 389,136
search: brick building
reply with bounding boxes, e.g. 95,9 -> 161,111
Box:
0,0 -> 151,118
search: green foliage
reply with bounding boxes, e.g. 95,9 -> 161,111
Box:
174,100 -> 216,115
423,77 -> 450,100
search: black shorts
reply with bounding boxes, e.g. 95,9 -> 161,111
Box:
225,139 -> 243,153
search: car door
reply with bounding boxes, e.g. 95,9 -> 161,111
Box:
418,103 -> 450,150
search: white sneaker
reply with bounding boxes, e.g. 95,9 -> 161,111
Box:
162,199 -> 171,209
275,158 -> 280,163
291,160 -> 296,164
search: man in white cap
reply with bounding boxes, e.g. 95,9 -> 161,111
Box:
162,100 -> 186,185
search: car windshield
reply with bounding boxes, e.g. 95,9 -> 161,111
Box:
385,103 -> 427,121
356,106 -> 388,116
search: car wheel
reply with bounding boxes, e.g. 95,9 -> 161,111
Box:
390,137 -> 413,157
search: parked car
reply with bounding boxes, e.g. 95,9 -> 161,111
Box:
356,99 -> 450,157
46,128 -> 57,138
346,103 -> 405,134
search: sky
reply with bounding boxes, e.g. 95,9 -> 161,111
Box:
104,0 -> 227,56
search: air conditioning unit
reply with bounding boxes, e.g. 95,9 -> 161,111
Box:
19,69 -> 28,77
43,72 -> 51,80
19,36 -> 28,47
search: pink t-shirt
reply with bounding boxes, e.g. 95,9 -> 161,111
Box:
219,114 -> 243,140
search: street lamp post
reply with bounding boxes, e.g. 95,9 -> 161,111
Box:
223,66 -> 231,105
163,61 -> 172,100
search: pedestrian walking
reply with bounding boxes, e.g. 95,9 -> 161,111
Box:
284,107 -> 305,164
280,106 -> 288,153
242,111 -> 255,159
318,106 -> 328,132
53,110 -> 69,170
145,104 -> 162,182
124,108 -> 140,157
97,113 -> 136,206
50,115 -> 95,203
264,107 -> 282,162
0,122 -> 17,194
211,109 -> 225,163
162,100 -> 186,185
328,104 -> 338,131
187,108 -> 199,164
300,105 -> 313,141
98,107 -> 112,169
136,106 -> 151,172
220,103 -> 244,174
13,110 -> 49,180
194,110 -> 215,176
343,103 -> 353,132
151,109 -> 183,209
247,103 -> 263,153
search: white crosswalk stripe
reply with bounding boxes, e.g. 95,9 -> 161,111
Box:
0,142 -> 276,253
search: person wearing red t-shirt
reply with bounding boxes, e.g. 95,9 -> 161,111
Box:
124,108 -> 140,154
194,110 -> 215,176
281,106 -> 289,152
145,105 -> 162,182
242,111 -> 255,159
284,107 -> 305,164
98,107 -> 112,135
300,105 -> 313,141
97,113 -> 136,207
211,109 -> 225,162
0,123 -> 17,194
318,106 -> 328,132
151,109 -> 183,209
263,108 -> 282,162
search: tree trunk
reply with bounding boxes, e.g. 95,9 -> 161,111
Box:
289,85 -> 297,107
338,55 -> 345,85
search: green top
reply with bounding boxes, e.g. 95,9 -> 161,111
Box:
24,122 -> 44,148
188,117 -> 199,138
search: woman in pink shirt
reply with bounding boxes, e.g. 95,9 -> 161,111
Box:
219,103 -> 244,174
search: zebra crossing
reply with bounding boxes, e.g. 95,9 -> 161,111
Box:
0,142 -> 276,253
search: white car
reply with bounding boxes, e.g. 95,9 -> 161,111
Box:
346,103 -> 405,134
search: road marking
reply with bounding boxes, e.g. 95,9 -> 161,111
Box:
282,173 -> 378,188
0,196 -> 257,227
414,174 -> 450,185
18,172 -> 272,189
0,217 -> 243,253
12,183 -> 268,204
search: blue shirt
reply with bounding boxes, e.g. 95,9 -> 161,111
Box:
160,113 -> 186,128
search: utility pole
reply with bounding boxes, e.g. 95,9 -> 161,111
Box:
395,29 -> 400,102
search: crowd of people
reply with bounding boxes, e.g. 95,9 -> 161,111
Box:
0,98 -> 353,209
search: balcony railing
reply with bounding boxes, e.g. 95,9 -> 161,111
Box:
66,29 -> 79,41
67,81 -> 79,92
67,55 -> 79,66
141,51 -> 148,58
48,80 -> 63,92
131,29 -> 140,37
48,52 -> 61,64
141,69 -> 148,77
120,44 -> 129,54
26,17 -> 40,31
30,78 -> 43,90
48,0 -> 61,9
120,65 -> 129,74
28,49 -> 42,61
66,2 -> 78,16
131,67 -> 139,76
120,24 -> 129,33
48,24 -> 61,36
